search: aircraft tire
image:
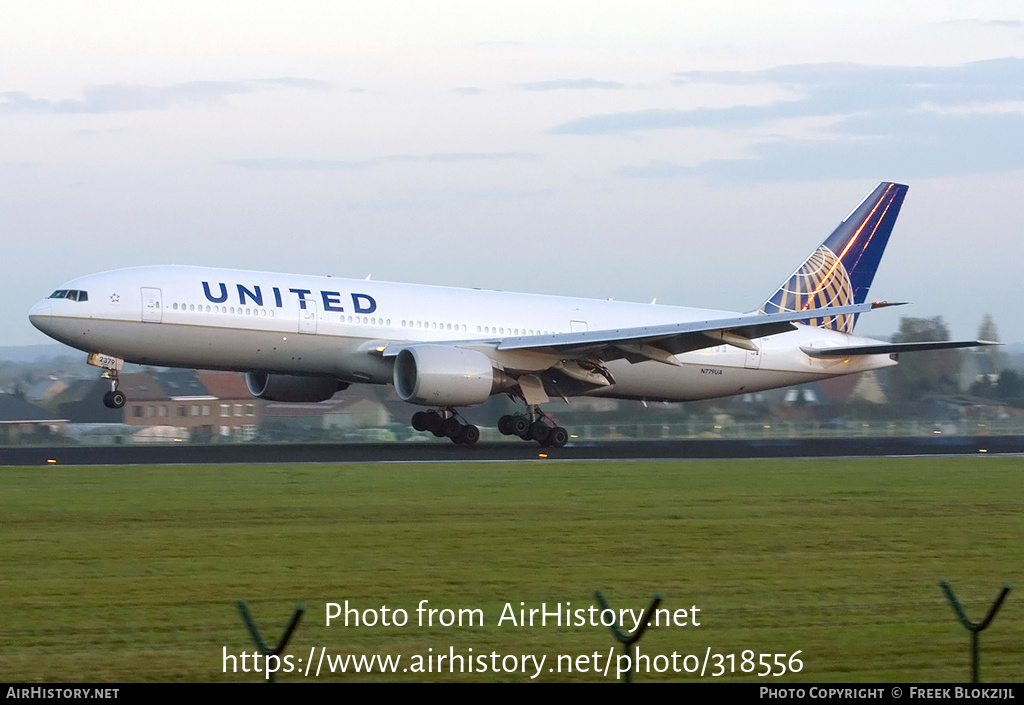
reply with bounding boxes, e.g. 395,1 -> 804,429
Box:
530,420 -> 550,443
411,411 -> 428,432
104,390 -> 127,409
510,415 -> 530,437
423,410 -> 443,433
546,426 -> 569,448
440,417 -> 462,439
458,424 -> 480,445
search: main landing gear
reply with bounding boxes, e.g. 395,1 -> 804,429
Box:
498,406 -> 569,448
411,409 -> 481,445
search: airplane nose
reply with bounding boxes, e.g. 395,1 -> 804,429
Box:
28,301 -> 53,332
29,300 -> 52,317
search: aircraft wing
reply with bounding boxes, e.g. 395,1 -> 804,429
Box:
800,340 -> 999,358
379,300 -> 914,368
492,301 -> 898,365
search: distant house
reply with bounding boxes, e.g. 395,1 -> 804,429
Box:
959,350 -> 999,393
933,394 -> 1024,421
49,370 -> 260,442
196,371 -> 260,440
118,371 -> 259,441
261,396 -> 390,439
25,377 -> 69,406
323,397 -> 390,430
49,379 -> 129,424
0,394 -> 67,442
818,370 -> 888,405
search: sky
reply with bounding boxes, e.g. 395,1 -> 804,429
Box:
3,1 -> 1024,348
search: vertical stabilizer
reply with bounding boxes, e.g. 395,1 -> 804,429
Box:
760,182 -> 908,332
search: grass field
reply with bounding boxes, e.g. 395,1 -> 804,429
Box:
1,457 -> 1021,682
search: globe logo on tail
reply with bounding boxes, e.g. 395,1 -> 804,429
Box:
760,246 -> 855,333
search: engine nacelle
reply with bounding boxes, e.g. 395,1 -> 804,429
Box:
245,372 -> 347,402
393,345 -> 505,407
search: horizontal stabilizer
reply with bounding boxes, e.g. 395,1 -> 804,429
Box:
801,340 -> 999,358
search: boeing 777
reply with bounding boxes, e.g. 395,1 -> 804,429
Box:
28,182 -> 990,446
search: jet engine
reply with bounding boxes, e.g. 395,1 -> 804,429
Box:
393,345 -> 509,407
245,372 -> 347,402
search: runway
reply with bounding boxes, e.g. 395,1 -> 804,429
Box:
2,435 -> 1021,465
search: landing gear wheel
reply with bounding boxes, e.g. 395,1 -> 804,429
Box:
440,417 -> 462,440
545,426 -> 569,448
457,424 -> 480,445
529,420 -> 551,444
411,411 -> 429,432
511,415 -> 531,437
110,390 -> 126,409
103,390 -> 126,409
421,411 -> 443,435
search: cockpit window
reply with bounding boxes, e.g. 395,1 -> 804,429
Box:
48,289 -> 88,302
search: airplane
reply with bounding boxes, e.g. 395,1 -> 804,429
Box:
29,182 -> 992,447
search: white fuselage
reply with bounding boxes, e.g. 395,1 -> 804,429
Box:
29,265 -> 896,403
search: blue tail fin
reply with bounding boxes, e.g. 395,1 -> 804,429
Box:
760,182 -> 908,333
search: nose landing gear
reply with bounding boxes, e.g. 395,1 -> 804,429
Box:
88,353 -> 127,409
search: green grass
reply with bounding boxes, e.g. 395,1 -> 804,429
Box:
1,458 -> 1021,682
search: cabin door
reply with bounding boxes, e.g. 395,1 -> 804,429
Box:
141,288 -> 162,323
299,299 -> 318,334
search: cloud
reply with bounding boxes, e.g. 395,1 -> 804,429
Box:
940,18 -> 1024,29
555,59 -> 1024,136
251,78 -> 329,90
565,58 -> 1024,180
225,152 -> 542,171
520,78 -> 625,91
0,78 -> 329,115
454,87 -> 484,95
224,158 -> 362,171
618,109 -> 1024,181
551,105 -> 784,134
474,41 -> 530,49
615,161 -> 696,179
386,152 -> 541,163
